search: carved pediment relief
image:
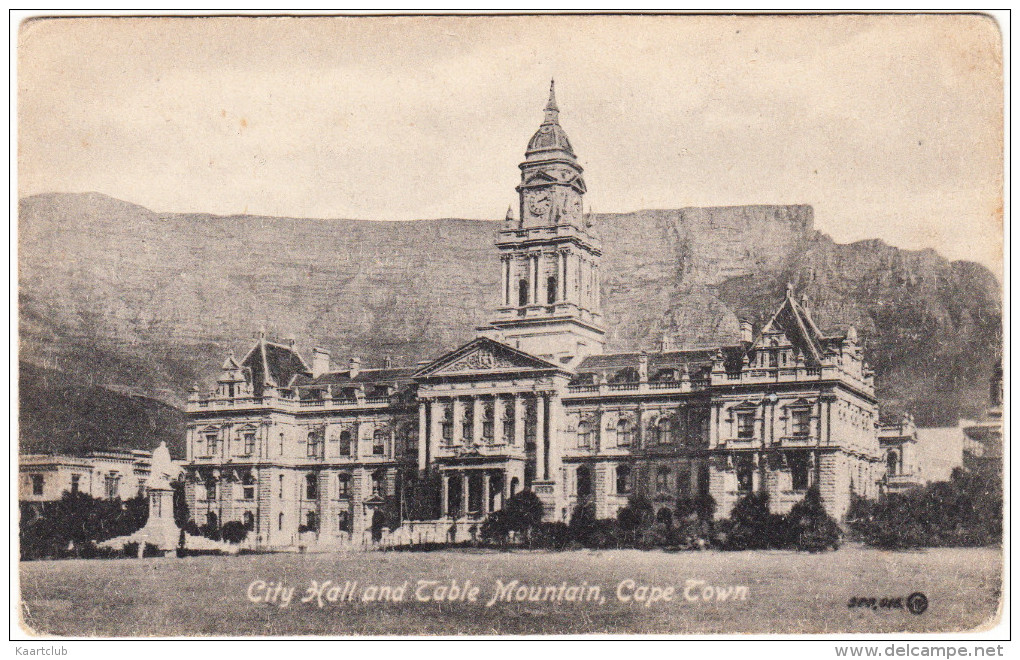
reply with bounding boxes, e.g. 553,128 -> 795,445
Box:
415,338 -> 561,378
446,347 -> 516,372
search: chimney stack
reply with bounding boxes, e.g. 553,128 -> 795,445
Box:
740,319 -> 754,344
312,347 -> 331,378
349,357 -> 361,378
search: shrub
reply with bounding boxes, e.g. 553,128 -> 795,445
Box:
717,493 -> 787,550
481,490 -> 545,544
786,487 -> 841,552
531,521 -> 572,550
845,468 -> 1002,549
220,520 -> 249,544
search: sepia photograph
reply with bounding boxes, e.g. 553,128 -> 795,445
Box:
12,12 -> 1006,642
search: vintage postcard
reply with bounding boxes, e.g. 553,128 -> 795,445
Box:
13,13 -> 1005,642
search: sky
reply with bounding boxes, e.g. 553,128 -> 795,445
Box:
18,14 -> 1003,272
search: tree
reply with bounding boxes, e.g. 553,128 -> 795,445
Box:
220,520 -> 249,544
481,490 -> 545,544
785,487 -> 841,552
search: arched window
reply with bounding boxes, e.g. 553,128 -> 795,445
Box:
337,473 -> 350,497
306,429 -> 323,458
441,405 -> 454,444
547,276 -> 558,304
736,456 -> 754,493
656,466 -> 670,492
656,508 -> 674,527
616,464 -> 631,494
482,403 -> 494,442
372,429 -> 387,456
205,477 -> 218,501
462,404 -> 474,443
616,418 -> 632,446
242,473 -> 255,500
501,400 -> 515,443
242,511 -> 254,530
305,473 -> 318,500
278,474 -> 284,499
518,279 -> 529,307
278,512 -> 284,530
657,417 -> 673,445
510,477 -> 520,496
339,430 -> 352,456
886,450 -> 899,476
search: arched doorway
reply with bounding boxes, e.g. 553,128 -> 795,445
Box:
576,466 -> 593,501
371,510 -> 385,542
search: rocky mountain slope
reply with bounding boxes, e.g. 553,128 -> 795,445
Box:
18,192 -> 1001,454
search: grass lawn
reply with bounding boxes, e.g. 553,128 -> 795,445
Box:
19,545 -> 1001,636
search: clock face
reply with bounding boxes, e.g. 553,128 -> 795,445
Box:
528,191 -> 551,216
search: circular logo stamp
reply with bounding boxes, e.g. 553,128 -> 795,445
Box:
906,592 -> 929,615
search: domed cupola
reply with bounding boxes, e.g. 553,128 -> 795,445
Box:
525,80 -> 576,161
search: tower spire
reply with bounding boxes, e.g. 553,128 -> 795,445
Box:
543,79 -> 559,123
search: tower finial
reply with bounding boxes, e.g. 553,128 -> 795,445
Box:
543,79 -> 559,123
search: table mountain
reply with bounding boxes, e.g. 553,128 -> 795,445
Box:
18,192 -> 1001,455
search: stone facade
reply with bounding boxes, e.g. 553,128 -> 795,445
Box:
183,83 -> 885,549
19,449 -> 153,502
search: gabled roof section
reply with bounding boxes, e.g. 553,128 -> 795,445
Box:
413,337 -> 563,379
240,336 -> 311,396
754,287 -> 828,365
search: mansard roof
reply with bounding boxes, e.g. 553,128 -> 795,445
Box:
752,287 -> 849,366
240,338 -> 311,395
291,367 -> 417,388
576,346 -> 745,379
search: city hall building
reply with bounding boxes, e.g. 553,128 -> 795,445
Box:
183,84 -> 884,550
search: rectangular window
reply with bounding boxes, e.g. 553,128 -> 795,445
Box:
373,432 -> 386,456
104,475 -> 120,499
243,432 -> 256,455
31,474 -> 44,496
305,474 -> 318,500
278,475 -> 284,499
736,412 -> 755,439
337,475 -> 350,497
307,431 -> 323,458
70,474 -> 80,494
206,433 -> 219,456
791,409 -> 810,437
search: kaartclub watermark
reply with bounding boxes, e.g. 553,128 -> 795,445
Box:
246,578 -> 750,609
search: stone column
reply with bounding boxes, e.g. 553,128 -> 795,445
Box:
430,399 -> 443,456
514,395 -> 525,446
535,394 -> 547,480
501,257 -> 509,306
441,472 -> 450,518
560,250 -> 568,302
547,392 -> 564,484
418,402 -> 428,470
461,472 -> 470,518
453,398 -> 464,445
473,397 -> 484,445
532,254 -> 540,304
482,472 -> 491,516
493,396 -> 504,445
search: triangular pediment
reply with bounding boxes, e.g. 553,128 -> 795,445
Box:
413,337 -> 562,378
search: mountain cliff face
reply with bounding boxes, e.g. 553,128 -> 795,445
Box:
18,192 -> 1001,454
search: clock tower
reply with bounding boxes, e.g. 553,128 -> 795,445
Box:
481,81 -> 606,365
